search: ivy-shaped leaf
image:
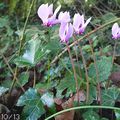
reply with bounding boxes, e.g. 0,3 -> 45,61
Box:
88,56 -> 112,82
56,72 -> 82,98
0,87 -> 9,96
41,92 -> 54,108
115,110 -> 120,120
102,87 -> 120,106
46,38 -> 62,56
0,16 -> 8,28
35,81 -> 58,91
17,88 -> 45,120
82,110 -> 100,120
88,84 -> 97,104
18,72 -> 29,86
14,35 -> 50,67
41,92 -> 56,114
23,100 -> 45,120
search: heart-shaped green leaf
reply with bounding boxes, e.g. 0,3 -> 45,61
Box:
17,88 -> 45,120
88,56 -> 112,82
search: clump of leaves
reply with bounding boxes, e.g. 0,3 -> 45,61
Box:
17,88 -> 55,120
88,56 -> 112,82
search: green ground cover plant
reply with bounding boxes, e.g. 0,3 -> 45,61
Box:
0,0 -> 120,120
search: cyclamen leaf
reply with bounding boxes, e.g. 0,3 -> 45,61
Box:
88,56 -> 112,82
46,38 -> 62,55
18,72 -> 29,86
83,110 -> 100,120
82,45 -> 91,52
102,87 -> 120,106
56,72 -> 82,98
17,88 -> 45,120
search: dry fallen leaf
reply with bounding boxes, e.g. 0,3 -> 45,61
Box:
109,72 -> 120,87
74,90 -> 86,102
55,90 -> 86,120
55,97 -> 74,120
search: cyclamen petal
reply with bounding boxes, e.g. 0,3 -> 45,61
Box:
38,4 -> 49,23
82,17 -> 92,30
73,14 -> 80,29
58,11 -> 71,24
37,4 -> 61,27
112,23 -> 120,39
59,23 -> 73,43
48,4 -> 53,15
54,5 -> 61,17
59,23 -> 66,42
73,13 -> 91,34
81,15 -> 85,26
65,23 -> 73,41
73,13 -> 81,34
48,5 -> 61,25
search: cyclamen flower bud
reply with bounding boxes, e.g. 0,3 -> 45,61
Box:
112,23 -> 120,39
37,3 -> 61,27
73,13 -> 91,34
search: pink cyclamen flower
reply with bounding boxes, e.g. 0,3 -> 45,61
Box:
37,3 -> 61,27
59,23 -> 73,43
112,23 -> 120,39
58,11 -> 71,24
73,13 -> 91,34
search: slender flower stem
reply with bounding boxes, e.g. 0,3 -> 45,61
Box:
106,41 -> 117,88
73,38 -> 82,78
10,68 -> 18,92
79,46 -> 89,103
73,35 -> 89,103
45,105 -> 120,120
89,40 -> 101,104
33,67 -> 36,88
112,41 -> 117,64
18,0 -> 35,55
66,43 -> 79,102
51,18 -> 120,64
60,59 -> 72,74
10,0 -> 36,92
47,60 -> 51,90
88,40 -> 101,104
